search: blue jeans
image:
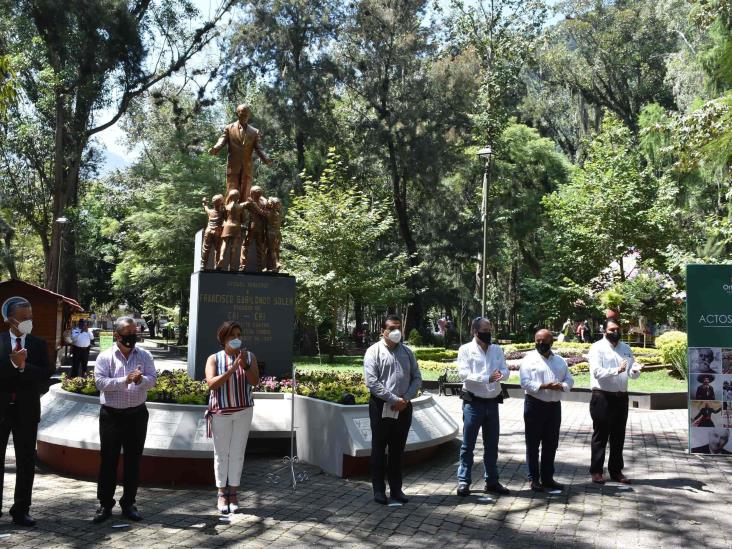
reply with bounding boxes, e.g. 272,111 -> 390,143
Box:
457,398 -> 500,485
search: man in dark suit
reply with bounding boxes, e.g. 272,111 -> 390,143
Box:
0,297 -> 52,526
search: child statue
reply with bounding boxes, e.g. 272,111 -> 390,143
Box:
239,186 -> 269,271
201,194 -> 224,269
265,197 -> 283,272
216,189 -> 246,271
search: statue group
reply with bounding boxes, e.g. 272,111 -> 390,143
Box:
201,104 -> 283,273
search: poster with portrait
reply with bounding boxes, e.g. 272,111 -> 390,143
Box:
686,265 -> 732,455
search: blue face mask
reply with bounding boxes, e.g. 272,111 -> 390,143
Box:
228,338 -> 242,350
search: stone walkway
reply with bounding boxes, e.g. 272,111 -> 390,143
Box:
2,352 -> 731,547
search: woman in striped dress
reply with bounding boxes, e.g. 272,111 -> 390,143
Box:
205,321 -> 259,514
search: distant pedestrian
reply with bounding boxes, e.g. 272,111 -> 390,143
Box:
71,320 -> 92,377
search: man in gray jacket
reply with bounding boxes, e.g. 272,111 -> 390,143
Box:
364,314 -> 422,505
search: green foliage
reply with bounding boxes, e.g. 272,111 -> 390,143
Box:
407,329 -> 423,346
655,330 -> 689,380
598,270 -> 681,324
413,348 -> 459,362
544,116 -> 672,284
568,362 -> 590,375
283,150 -> 414,352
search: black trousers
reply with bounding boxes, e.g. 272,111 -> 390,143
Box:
369,397 -> 412,494
524,396 -> 561,483
589,390 -> 629,475
0,405 -> 38,516
71,346 -> 90,377
97,404 -> 148,509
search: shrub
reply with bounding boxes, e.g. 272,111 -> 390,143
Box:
655,331 -> 688,380
569,362 -> 590,375
413,348 -> 458,361
407,329 -> 423,346
414,360 -> 456,373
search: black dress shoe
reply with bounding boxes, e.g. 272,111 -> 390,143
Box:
121,505 -> 143,521
11,513 -> 36,527
530,481 -> 544,492
485,482 -> 510,495
390,490 -> 409,504
92,506 -> 112,524
542,480 -> 565,491
456,482 -> 470,497
373,492 -> 387,505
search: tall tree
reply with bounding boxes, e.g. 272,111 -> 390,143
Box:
1,0 -> 233,297
223,0 -> 341,182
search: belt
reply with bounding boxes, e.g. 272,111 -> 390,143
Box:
101,403 -> 146,415
466,392 -> 500,402
592,389 -> 627,397
526,394 -> 560,404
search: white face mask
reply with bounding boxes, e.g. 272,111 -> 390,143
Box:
228,338 -> 242,350
387,329 -> 401,344
15,319 -> 33,335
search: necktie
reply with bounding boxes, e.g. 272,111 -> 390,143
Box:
13,337 -> 21,352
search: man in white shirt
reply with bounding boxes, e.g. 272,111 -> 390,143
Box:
519,329 -> 573,492
588,318 -> 641,484
456,317 -> 510,497
71,320 -> 92,377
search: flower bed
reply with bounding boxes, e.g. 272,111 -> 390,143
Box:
61,369 -> 370,406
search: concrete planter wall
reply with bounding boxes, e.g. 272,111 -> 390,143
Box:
37,385 -> 458,483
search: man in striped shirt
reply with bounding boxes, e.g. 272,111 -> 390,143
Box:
92,317 -> 157,523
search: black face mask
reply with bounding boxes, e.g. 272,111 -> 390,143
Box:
119,333 -> 138,348
476,331 -> 492,345
535,342 -> 552,355
606,331 -> 621,343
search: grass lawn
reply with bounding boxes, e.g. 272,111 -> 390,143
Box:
293,355 -> 443,381
566,369 -> 686,392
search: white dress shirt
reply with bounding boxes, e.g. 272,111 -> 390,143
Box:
457,339 -> 509,399
588,337 -> 640,392
519,349 -> 574,402
73,330 -> 92,348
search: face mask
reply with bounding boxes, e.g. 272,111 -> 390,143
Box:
387,330 -> 401,344
228,338 -> 242,350
119,333 -> 138,348
535,341 -> 552,355
606,331 -> 621,343
15,319 -> 33,335
476,331 -> 492,345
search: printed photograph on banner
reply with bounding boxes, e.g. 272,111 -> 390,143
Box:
690,400 -> 724,427
722,402 -> 732,428
688,347 -> 722,374
690,426 -> 732,454
723,375 -> 732,401
723,349 -> 732,374
690,373 -> 722,401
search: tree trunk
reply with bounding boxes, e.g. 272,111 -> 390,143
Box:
385,131 -> 423,335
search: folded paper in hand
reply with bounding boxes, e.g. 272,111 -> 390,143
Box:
382,403 -> 400,419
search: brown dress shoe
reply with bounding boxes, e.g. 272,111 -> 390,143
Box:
610,474 -> 631,484
591,473 -> 605,484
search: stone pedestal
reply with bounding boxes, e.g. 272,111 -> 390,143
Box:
188,270 -> 295,380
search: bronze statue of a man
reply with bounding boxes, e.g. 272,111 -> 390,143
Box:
209,104 -> 272,201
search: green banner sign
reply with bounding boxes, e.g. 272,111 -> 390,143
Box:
686,264 -> 732,455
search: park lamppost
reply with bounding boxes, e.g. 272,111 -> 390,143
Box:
477,146 -> 493,318
55,216 -> 69,294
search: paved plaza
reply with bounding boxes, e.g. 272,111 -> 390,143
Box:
1,346 -> 730,548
